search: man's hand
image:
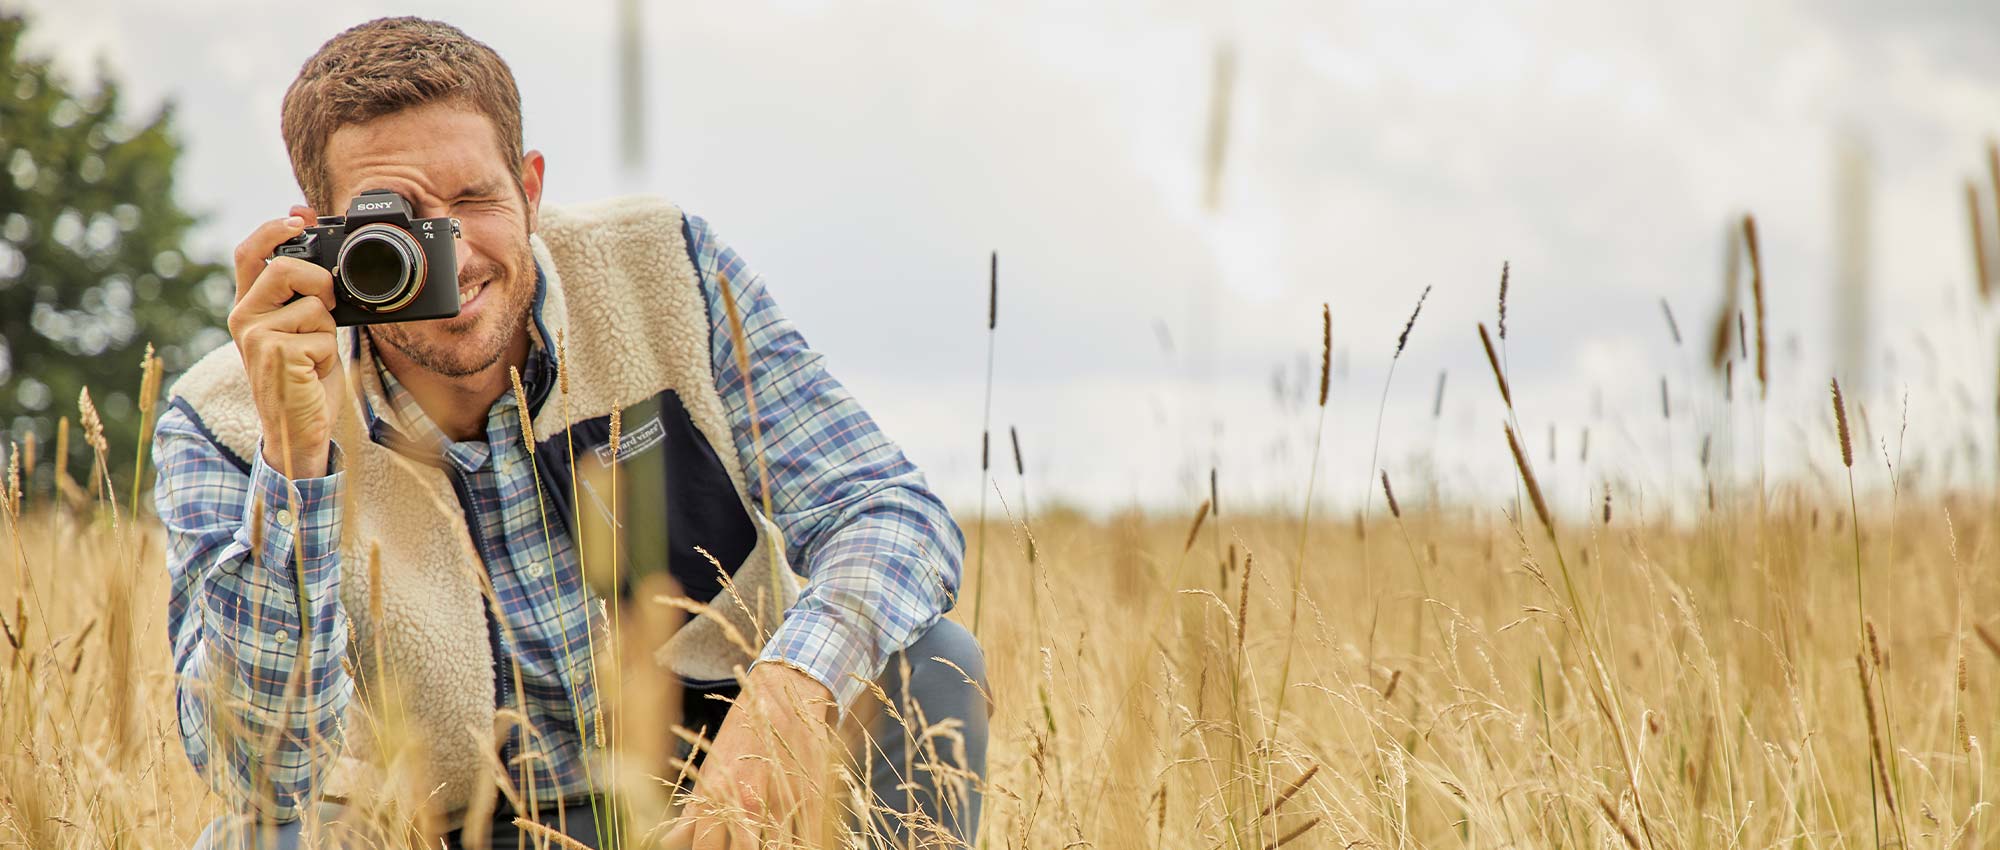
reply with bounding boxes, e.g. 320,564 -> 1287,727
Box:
228,205 -> 341,478
664,662 -> 838,849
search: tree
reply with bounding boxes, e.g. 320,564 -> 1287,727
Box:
0,11 -> 232,499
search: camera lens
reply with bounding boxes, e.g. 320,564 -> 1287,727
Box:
336,223 -> 427,312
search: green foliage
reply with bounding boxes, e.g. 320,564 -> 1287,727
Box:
0,11 -> 231,491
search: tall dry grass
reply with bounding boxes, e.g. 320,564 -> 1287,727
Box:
10,406 -> 2000,847
14,190 -> 2000,848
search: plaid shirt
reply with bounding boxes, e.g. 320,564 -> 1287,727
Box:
155,213 -> 965,818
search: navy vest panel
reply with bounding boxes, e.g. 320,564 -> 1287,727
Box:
538,389 -> 758,605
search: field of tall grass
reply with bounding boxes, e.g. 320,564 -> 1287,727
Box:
5,232 -> 2000,848
6,440 -> 1997,848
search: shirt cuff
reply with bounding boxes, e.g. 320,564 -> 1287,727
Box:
753,607 -> 878,716
239,440 -> 345,590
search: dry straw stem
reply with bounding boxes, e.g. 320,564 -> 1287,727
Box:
1832,378 -> 1854,468
973,251 -> 999,633
514,817 -> 595,850
1858,654 -> 1905,832
1380,471 -> 1401,519
1432,371 -> 1447,418
1743,214 -> 1769,399
1479,323 -> 1511,409
1660,298 -> 1683,345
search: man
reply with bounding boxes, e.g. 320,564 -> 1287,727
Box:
156,16 -> 987,849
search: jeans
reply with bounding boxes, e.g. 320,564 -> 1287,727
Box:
195,618 -> 989,849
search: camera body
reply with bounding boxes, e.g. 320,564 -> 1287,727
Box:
271,188 -> 463,326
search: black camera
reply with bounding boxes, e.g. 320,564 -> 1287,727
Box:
271,188 -> 463,326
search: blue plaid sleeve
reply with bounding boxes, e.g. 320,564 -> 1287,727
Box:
687,215 -> 967,711
154,403 -> 353,820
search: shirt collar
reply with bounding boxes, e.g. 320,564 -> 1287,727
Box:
350,257 -> 561,466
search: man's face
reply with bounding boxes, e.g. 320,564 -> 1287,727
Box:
323,101 -> 544,378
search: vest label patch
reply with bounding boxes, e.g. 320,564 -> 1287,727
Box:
595,415 -> 665,465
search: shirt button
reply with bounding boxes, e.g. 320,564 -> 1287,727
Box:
273,628 -> 290,645
526,563 -> 546,579
275,508 -> 295,529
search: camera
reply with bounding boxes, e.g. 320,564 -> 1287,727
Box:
270,188 -> 463,326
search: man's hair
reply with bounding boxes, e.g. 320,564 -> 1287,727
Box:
281,17 -> 523,213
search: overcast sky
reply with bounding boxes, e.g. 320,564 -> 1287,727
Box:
19,0 -> 2000,517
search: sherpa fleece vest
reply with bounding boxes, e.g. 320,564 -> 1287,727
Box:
167,196 -> 800,823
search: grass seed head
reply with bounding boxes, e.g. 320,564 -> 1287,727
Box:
1970,181 -> 1992,298
1235,551 -> 1253,651
1831,378 -> 1853,468
1183,499 -> 1211,553
1479,323 -> 1512,409
2,442 -> 17,518
1743,214 -> 1768,398
1395,285 -> 1431,358
78,387 -> 107,459
557,328 -> 569,397
1505,423 -> 1553,536
1317,303 -> 1331,407
509,366 -> 534,446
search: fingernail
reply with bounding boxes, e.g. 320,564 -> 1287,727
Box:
285,216 -> 304,228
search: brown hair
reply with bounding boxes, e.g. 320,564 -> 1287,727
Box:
280,17 -> 524,213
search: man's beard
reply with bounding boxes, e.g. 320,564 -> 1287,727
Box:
370,239 -> 536,379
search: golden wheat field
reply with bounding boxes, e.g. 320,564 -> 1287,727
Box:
4,377 -> 2000,850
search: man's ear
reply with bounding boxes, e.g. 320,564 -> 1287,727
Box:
520,149 -> 547,233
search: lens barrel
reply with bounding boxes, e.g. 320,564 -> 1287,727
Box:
336,223 -> 428,312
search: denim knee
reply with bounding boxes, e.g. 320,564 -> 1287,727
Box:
896,617 -> 990,712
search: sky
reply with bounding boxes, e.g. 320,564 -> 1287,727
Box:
17,0 -> 2000,518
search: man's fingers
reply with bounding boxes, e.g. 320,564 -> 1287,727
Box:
239,256 -> 336,314
661,818 -> 693,850
232,215 -> 311,301
251,295 -> 338,336
690,816 -> 731,850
